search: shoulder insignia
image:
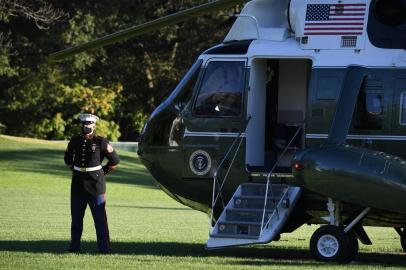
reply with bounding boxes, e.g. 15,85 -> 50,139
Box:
107,144 -> 114,153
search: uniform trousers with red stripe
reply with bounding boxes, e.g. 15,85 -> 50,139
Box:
70,192 -> 110,253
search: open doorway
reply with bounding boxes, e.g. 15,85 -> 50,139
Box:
246,58 -> 312,172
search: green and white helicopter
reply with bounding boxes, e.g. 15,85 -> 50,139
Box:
51,0 -> 406,263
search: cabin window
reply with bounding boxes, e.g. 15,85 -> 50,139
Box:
353,88 -> 384,129
400,92 -> 406,125
316,76 -> 340,100
193,61 -> 245,117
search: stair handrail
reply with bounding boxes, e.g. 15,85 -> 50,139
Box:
259,123 -> 304,235
210,116 -> 252,227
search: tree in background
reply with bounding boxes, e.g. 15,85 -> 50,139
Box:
0,0 -> 67,138
0,0 -> 238,141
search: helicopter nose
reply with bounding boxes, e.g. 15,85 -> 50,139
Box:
137,99 -> 185,164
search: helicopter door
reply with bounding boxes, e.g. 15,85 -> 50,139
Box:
182,58 -> 248,181
247,58 -> 310,171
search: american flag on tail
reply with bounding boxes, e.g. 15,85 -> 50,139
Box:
304,3 -> 366,36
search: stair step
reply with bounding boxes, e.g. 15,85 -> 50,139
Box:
233,196 -> 281,209
218,220 -> 262,226
240,184 -> 288,196
216,221 -> 261,236
209,233 -> 259,239
226,208 -> 273,222
227,208 -> 273,213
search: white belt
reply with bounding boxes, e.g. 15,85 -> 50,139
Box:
73,165 -> 102,172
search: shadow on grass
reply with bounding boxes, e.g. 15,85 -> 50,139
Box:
0,148 -> 156,188
0,240 -> 405,266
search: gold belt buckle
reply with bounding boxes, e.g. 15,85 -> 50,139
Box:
81,168 -> 86,172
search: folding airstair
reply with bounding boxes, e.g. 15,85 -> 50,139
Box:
206,121 -> 304,249
206,182 -> 301,249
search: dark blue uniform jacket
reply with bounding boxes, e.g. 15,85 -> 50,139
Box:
64,134 -> 120,195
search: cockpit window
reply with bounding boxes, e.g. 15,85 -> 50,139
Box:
193,61 -> 245,117
167,59 -> 202,113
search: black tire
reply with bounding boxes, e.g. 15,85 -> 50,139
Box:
310,225 -> 352,263
401,232 -> 406,252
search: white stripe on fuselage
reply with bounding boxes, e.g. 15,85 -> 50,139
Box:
184,129 -> 246,138
184,131 -> 406,140
306,133 -> 406,141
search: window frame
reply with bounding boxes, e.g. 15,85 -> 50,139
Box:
191,57 -> 247,118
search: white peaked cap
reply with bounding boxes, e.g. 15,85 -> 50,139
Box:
78,113 -> 99,123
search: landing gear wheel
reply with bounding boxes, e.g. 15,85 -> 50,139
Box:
310,225 -> 356,263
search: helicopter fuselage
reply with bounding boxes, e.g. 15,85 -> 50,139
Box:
138,31 -> 406,229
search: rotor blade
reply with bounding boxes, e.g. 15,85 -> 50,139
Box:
49,0 -> 246,62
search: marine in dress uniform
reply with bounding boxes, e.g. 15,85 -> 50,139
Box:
64,114 -> 120,253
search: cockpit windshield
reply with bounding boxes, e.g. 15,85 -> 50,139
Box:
194,61 -> 245,117
167,59 -> 203,112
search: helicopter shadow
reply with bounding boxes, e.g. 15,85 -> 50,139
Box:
0,240 -> 405,266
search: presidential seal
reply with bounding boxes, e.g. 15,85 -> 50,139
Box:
189,150 -> 211,176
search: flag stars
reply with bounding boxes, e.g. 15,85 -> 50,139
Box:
306,4 -> 330,21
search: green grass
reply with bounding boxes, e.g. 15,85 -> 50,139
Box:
0,135 -> 405,269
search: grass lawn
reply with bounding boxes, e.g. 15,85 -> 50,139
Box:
0,134 -> 405,269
